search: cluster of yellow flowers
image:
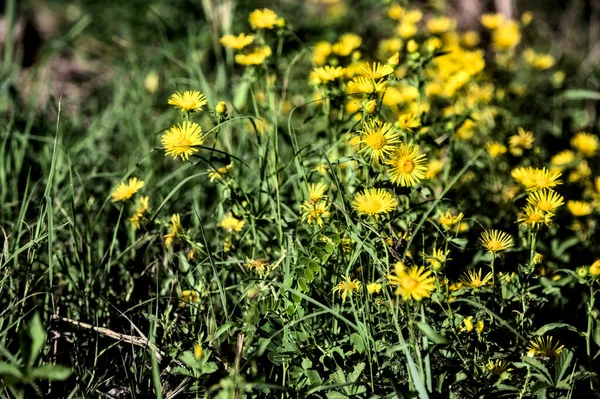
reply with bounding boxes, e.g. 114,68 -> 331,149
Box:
220,8 -> 285,66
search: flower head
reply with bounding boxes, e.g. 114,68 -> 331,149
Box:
487,360 -> 513,375
244,258 -> 270,276
220,33 -> 254,50
486,141 -> 507,158
129,196 -> 150,229
112,177 -> 144,202
511,167 -> 562,191
422,248 -> 450,271
358,121 -> 400,163
527,336 -> 564,361
387,265 -> 435,301
235,46 -> 272,65
387,143 -> 428,187
309,66 -> 346,85
492,20 -> 521,51
352,188 -> 397,217
517,205 -> 554,229
249,8 -> 280,29
301,200 -> 331,227
461,268 -> 493,289
438,210 -> 464,230
479,230 -> 514,253
589,260 -> 600,277
571,132 -> 598,157
526,189 -> 564,212
333,275 -> 362,302
366,283 -> 382,294
168,91 -> 207,113
220,212 -> 245,233
332,33 -> 362,56
509,127 -> 534,156
208,163 -> 233,182
358,62 -> 394,80
180,289 -> 199,307
567,200 -> 592,217
307,182 -> 328,203
347,77 -> 388,94
165,214 -> 181,248
162,121 -> 205,160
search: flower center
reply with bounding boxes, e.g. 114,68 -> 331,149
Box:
365,132 -> 386,150
403,277 -> 418,290
362,199 -> 382,214
177,137 -> 192,149
401,159 -> 415,174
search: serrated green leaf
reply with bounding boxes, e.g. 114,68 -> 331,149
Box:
350,333 -> 365,354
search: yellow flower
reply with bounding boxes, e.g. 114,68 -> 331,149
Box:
309,66 -> 346,85
568,160 -> 591,184
476,320 -> 484,333
406,39 -> 418,53
162,121 -> 205,161
461,31 -> 480,48
509,127 -> 534,156
492,20 -> 521,51
129,196 -> 150,229
521,11 -> 533,25
402,9 -> 423,24
487,360 -> 512,375
180,289 -> 199,306
244,258 -> 270,276
112,177 -> 144,202
300,200 -> 331,227
480,230 -> 514,253
358,121 -> 400,163
249,8 -> 279,30
589,260 -> 600,277
526,189 -> 564,212
571,132 -> 598,157
438,210 -> 464,230
424,159 -> 444,180
426,16 -> 455,34
358,62 -> 394,80
567,200 -> 592,217
215,101 -> 227,116
550,150 -> 576,170
362,100 -> 377,114
314,163 -> 328,175
396,23 -> 417,39
481,13 -> 505,30
422,248 -> 450,271
387,265 -> 435,301
387,143 -> 428,187
486,141 -> 507,158
517,205 -> 554,228
527,336 -> 564,361
220,33 -> 254,50
235,46 -> 272,65
332,33 -> 362,56
165,213 -> 181,248
577,266 -> 589,278
312,41 -> 332,65
366,283 -> 382,295
352,188 -> 397,217
461,269 -> 493,289
511,167 -> 562,191
387,4 -> 405,20
333,275 -> 362,302
220,212 -> 245,232
459,316 -> 474,333
307,182 -> 328,203
194,344 -> 203,360
208,163 -> 233,182
168,91 -> 207,113
397,113 -> 420,131
347,77 -> 388,94
144,71 -> 159,93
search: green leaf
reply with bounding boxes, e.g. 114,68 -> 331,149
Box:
534,323 -> 583,337
562,89 -> 600,101
325,393 -> 349,399
554,349 -> 573,384
350,333 -> 365,354
30,365 -> 72,381
0,361 -> 22,379
416,322 -> 449,344
23,313 -> 46,367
